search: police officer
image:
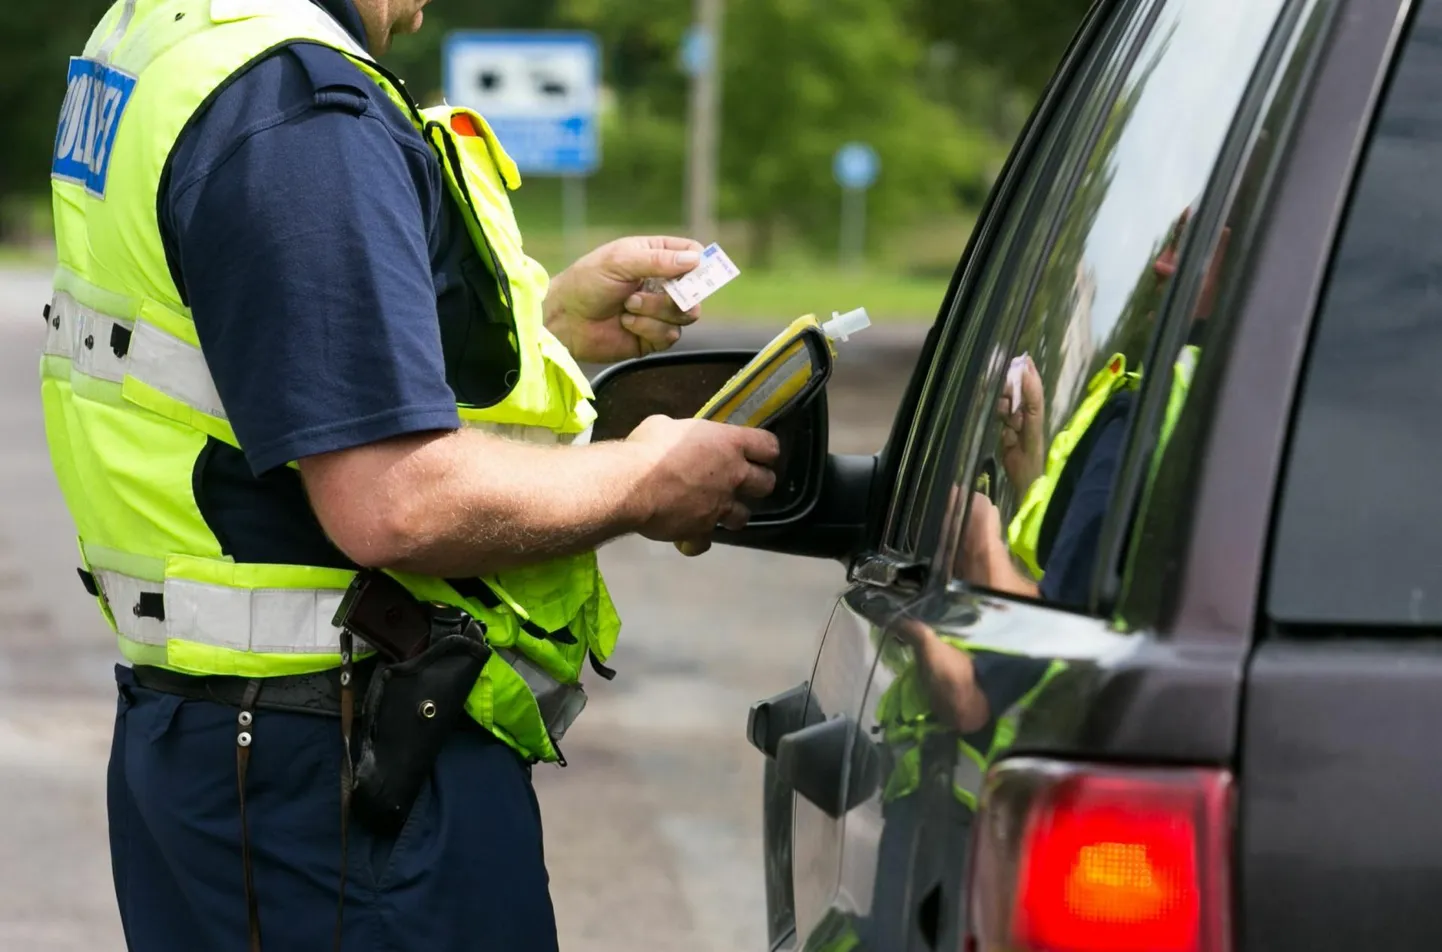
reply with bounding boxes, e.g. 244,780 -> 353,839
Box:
862,591 -> 1064,947
44,0 -> 778,949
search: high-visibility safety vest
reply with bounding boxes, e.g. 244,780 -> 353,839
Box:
1158,343 -> 1201,463
874,636 -> 1066,810
806,907 -> 863,952
1007,346 -> 1200,580
43,0 -> 619,764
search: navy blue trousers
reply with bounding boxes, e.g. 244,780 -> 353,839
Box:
107,666 -> 558,952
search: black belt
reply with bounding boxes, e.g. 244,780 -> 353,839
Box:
131,660 -> 377,718
128,661 -> 496,740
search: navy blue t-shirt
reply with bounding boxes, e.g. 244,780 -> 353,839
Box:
159,0 -> 485,566
1036,394 -> 1134,608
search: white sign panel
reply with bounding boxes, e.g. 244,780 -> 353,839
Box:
443,32 -> 601,176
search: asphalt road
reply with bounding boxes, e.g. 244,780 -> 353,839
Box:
0,266 -> 924,951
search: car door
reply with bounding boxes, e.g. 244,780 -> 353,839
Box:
801,0 -> 1308,948
745,3 -> 1149,947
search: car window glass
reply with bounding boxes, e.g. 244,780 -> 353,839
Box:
889,0 -> 1161,556
1112,3 -> 1328,630
1269,0 -> 1442,627
942,0 -> 1287,611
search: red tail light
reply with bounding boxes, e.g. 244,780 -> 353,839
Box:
970,760 -> 1232,952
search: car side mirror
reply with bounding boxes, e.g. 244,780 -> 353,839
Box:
589,349 -> 829,526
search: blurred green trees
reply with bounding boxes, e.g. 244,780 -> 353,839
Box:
0,0 -> 112,233
2,0 -> 1091,253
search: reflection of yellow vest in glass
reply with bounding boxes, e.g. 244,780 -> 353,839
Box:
875,637 -> 1064,809
43,0 -> 617,764
1007,347 -> 1199,580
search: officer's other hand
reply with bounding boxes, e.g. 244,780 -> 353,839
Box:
957,491 -> 1042,599
623,415 -> 780,555
997,354 -> 1045,495
544,236 -> 706,365
959,491 -> 1006,586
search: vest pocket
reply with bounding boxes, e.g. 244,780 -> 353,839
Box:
438,248 -> 520,409
495,552 -> 617,657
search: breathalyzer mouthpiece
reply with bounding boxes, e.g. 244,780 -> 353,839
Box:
823,307 -> 872,343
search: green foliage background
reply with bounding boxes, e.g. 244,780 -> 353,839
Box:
1,0 -> 1091,278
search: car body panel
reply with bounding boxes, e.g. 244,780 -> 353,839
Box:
789,595 -> 884,939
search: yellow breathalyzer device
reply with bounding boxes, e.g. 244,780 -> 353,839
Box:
675,308 -> 871,556
694,307 -> 872,428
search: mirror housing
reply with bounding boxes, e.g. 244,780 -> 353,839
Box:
591,349 -> 829,526
590,350 -> 873,561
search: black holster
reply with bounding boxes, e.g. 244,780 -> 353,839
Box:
350,615 -> 492,835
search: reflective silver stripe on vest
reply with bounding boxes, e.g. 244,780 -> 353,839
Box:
95,570 -> 166,646
49,290 -> 582,445
953,749 -> 985,799
47,291 -> 228,418
164,578 -> 350,653
499,649 -> 588,743
95,570 -> 585,737
99,571 -> 351,653
128,320 -> 228,417
1176,343 -> 1200,388
45,291 -> 130,382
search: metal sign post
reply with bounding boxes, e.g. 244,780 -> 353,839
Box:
443,31 -> 602,263
833,142 -> 880,268
683,0 -> 724,244
562,173 -> 587,265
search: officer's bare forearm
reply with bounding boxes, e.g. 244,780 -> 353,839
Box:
984,554 -> 1041,600
299,429 -> 647,576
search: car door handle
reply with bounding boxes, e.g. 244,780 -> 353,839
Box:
748,681 -> 824,759
775,715 -> 881,819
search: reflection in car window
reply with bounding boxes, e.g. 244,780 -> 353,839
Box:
948,0 -> 1285,610
847,605 -> 1064,951
891,0 -> 1160,555
1270,1 -> 1442,627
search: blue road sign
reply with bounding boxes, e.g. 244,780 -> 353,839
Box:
680,26 -> 712,78
443,31 -> 601,177
833,142 -> 881,191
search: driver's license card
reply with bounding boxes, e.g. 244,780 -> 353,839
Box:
662,243 -> 740,311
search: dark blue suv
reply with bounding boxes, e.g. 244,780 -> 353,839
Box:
595,0 -> 1442,948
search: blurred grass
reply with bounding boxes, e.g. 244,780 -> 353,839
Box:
522,221 -> 957,321
2,183 -> 974,322
512,179 -> 973,322
696,268 -> 948,323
